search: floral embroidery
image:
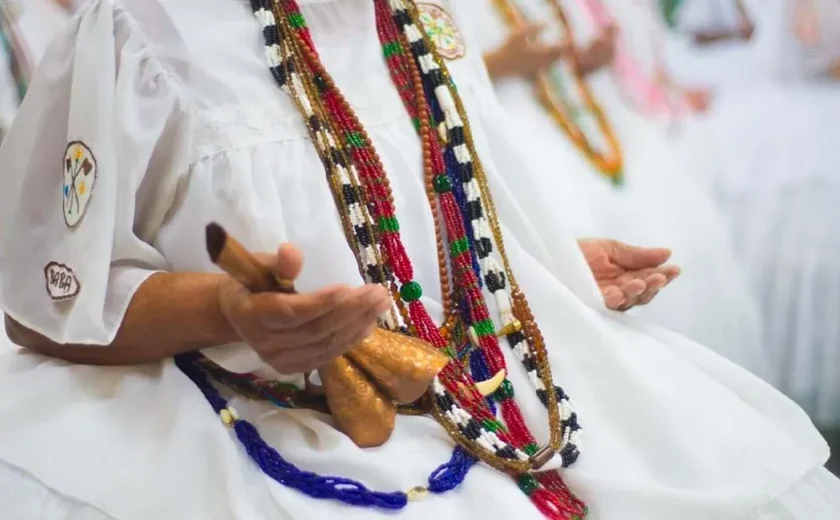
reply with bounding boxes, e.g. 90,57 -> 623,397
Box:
44,262 -> 80,301
417,3 -> 465,61
63,141 -> 97,228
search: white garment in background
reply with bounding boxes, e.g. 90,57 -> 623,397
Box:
665,0 -> 840,428
467,0 -> 764,374
750,0 -> 840,78
664,0 -> 762,88
0,0 -> 837,519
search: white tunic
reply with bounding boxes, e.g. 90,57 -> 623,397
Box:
466,0 -> 764,373
0,1 -> 837,519
668,0 -> 840,428
665,0 -> 761,88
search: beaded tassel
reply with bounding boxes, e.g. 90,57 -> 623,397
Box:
177,1 -> 587,518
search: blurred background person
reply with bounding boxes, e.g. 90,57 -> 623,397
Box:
457,0 -> 766,376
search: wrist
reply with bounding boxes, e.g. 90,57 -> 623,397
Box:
213,275 -> 245,345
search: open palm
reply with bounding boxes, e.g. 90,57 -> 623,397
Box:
578,239 -> 681,311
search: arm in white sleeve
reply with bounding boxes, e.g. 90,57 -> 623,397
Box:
0,0 -> 192,346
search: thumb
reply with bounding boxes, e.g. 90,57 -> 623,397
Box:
609,240 -> 671,269
254,243 -> 305,281
514,23 -> 546,43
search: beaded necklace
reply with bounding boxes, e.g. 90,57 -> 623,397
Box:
578,0 -> 689,122
491,0 -> 624,185
179,1 -> 585,518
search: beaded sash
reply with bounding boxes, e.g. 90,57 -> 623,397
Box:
178,1 -> 586,518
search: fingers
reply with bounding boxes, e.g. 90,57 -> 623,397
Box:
271,243 -> 305,280
264,291 -> 387,374
252,243 -> 305,287
249,284 -> 363,328
259,285 -> 390,373
602,286 -> 626,310
290,285 -> 391,345
635,273 -> 668,306
533,41 -> 572,65
513,23 -> 546,43
269,321 -> 379,375
608,240 -> 672,270
601,25 -> 618,41
602,265 -> 680,311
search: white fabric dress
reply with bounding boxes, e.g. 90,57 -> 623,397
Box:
467,0 -> 764,374
664,0 -> 762,88
668,0 -> 840,428
0,1 -> 837,519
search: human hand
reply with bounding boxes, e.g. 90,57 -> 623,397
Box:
484,23 -> 571,80
682,87 -> 713,113
576,26 -> 617,76
578,239 -> 680,311
793,7 -> 819,46
738,20 -> 755,41
218,243 -> 391,374
52,0 -> 76,11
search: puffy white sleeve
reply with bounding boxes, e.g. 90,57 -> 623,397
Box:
0,0 -> 192,345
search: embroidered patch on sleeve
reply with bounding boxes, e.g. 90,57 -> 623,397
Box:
44,262 -> 80,301
63,141 -> 97,228
417,3 -> 466,61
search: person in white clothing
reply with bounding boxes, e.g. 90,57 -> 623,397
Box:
0,1 -> 838,519
467,0 -> 765,374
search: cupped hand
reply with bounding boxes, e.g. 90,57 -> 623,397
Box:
576,26 -> 618,75
484,23 -> 571,80
218,243 -> 391,374
683,87 -> 713,112
578,238 -> 681,311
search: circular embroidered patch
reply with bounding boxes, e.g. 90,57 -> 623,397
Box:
63,141 -> 97,228
417,3 -> 465,61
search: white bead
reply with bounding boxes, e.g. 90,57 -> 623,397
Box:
265,44 -> 283,67
418,54 -> 438,74
476,437 -> 494,452
255,8 -> 276,28
453,144 -> 470,164
405,24 -> 424,43
495,292 -> 513,315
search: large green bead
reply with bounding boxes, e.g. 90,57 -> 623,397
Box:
493,379 -> 514,401
517,474 -> 539,495
433,174 -> 452,193
523,443 -> 539,456
399,281 -> 423,302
